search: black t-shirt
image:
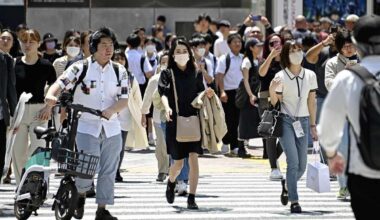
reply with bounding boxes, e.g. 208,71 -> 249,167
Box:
158,65 -> 204,119
15,57 -> 57,103
43,51 -> 62,64
313,47 -> 336,98
259,60 -> 282,92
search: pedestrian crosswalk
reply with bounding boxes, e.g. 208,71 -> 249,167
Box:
0,171 -> 354,219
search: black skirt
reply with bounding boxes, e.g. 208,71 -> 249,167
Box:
166,120 -> 203,160
238,104 -> 261,140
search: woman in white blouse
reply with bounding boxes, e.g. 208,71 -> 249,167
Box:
269,40 -> 318,213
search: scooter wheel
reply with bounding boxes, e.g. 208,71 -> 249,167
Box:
14,201 -> 32,220
54,181 -> 78,220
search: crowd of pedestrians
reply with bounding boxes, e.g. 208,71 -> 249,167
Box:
0,11 -> 379,220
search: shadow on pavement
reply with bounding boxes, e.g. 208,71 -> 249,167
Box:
172,205 -> 232,213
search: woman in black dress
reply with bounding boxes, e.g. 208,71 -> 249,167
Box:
238,38 -> 263,141
158,39 -> 214,209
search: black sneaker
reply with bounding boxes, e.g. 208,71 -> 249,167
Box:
290,203 -> 302,213
281,179 -> 288,206
73,196 -> 85,219
166,180 -> 176,204
156,173 -> 167,182
115,171 -> 123,182
95,209 -> 118,220
187,200 -> 199,210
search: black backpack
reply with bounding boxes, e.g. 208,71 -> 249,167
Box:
347,65 -> 380,170
140,55 -> 158,74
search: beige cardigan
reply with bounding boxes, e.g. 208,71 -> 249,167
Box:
192,92 -> 227,153
119,78 -> 148,148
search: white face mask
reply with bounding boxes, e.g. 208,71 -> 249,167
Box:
146,45 -> 156,53
45,41 -> 56,50
197,48 -> 206,57
160,64 -> 167,70
66,46 -> 80,57
289,51 -> 304,65
174,54 -> 189,66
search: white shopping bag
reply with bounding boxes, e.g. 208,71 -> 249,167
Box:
306,141 -> 331,193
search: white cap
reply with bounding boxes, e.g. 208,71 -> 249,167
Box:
346,14 -> 359,22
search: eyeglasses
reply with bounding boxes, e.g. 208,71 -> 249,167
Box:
342,44 -> 355,50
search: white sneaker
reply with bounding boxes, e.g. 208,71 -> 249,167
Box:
221,144 -> 229,154
177,181 -> 187,196
270,169 -> 283,181
231,148 -> 239,155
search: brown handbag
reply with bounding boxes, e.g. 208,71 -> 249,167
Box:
171,70 -> 201,142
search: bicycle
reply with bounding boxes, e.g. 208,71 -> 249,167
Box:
14,92 -> 107,220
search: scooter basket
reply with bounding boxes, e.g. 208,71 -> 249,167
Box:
57,148 -> 99,179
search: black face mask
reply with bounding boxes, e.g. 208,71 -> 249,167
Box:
347,54 -> 358,60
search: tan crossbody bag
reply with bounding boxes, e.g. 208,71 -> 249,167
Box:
171,70 -> 201,142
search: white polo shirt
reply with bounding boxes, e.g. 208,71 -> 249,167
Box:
205,52 -> 217,75
275,68 -> 318,117
214,37 -> 231,58
59,57 -> 129,138
216,52 -> 244,91
126,49 -> 153,85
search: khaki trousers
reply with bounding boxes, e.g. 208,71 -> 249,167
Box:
12,104 -> 47,185
154,123 -> 169,174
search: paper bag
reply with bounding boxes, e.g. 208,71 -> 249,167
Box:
306,161 -> 331,193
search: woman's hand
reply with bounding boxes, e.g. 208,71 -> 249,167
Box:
37,105 -> 52,121
205,88 -> 215,99
328,152 -> 345,175
141,114 -> 147,128
269,46 -> 281,59
165,107 -> 173,122
249,95 -> 258,106
219,91 -> 228,103
311,126 -> 318,141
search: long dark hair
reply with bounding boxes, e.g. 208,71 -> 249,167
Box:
167,39 -> 196,73
244,39 -> 259,67
1,29 -> 21,57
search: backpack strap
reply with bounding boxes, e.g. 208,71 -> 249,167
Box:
347,65 -> 377,84
70,59 -> 88,95
140,54 -> 146,74
225,53 -> 231,75
112,61 -> 120,85
213,55 -> 217,73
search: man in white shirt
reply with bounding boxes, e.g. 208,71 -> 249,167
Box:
125,34 -> 154,95
216,33 -> 248,157
318,15 -> 380,220
46,27 -> 129,220
213,20 -> 231,58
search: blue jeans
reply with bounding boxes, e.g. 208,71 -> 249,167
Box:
338,122 -> 349,188
279,115 -> 309,202
76,130 -> 122,205
161,122 -> 189,182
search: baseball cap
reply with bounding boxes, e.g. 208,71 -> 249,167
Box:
218,20 -> 231,28
353,15 -> 380,44
43,33 -> 57,42
245,38 -> 264,50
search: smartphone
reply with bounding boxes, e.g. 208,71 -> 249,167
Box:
330,26 -> 338,34
250,15 -> 262,21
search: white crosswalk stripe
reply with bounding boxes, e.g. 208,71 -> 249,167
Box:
0,172 -> 354,219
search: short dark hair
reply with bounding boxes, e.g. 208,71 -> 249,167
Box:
126,33 -> 141,48
197,13 -> 211,23
189,37 -> 206,47
335,29 -> 353,53
167,39 -> 196,72
164,33 -> 176,50
159,51 -> 169,63
157,15 -> 166,23
227,33 -> 242,44
90,27 -> 117,54
0,29 -> 20,57
280,40 -> 303,69
200,33 -> 213,45
144,36 -> 157,45
133,27 -> 146,35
